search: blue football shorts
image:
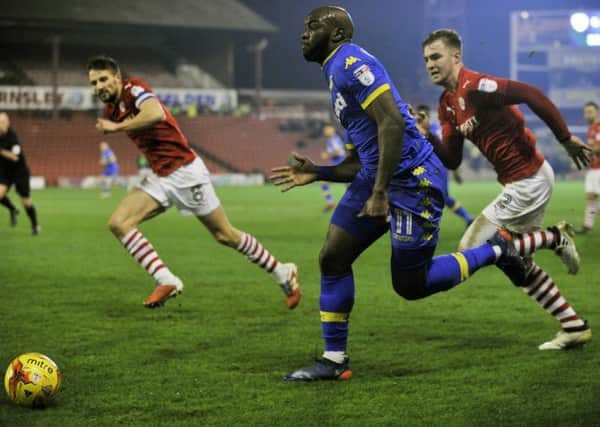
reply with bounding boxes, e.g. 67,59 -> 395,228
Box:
331,153 -> 446,271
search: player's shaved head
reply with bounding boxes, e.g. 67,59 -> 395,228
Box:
302,6 -> 354,63
309,6 -> 354,40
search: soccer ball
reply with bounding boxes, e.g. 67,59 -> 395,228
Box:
4,352 -> 62,408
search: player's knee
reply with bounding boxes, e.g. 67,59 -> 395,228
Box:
107,215 -> 128,237
392,281 -> 428,300
319,246 -> 350,275
391,270 -> 428,300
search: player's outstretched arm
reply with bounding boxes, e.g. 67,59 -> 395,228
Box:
559,134 -> 590,170
270,151 -> 361,192
270,152 -> 318,192
324,149 -> 361,181
477,79 -> 590,169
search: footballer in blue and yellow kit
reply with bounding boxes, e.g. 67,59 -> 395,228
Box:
323,41 -> 447,267
270,6 -> 521,381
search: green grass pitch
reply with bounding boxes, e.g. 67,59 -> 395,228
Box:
0,181 -> 598,426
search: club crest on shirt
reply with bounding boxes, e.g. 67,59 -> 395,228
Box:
119,101 -> 126,112
353,64 -> 375,86
329,75 -> 334,91
477,78 -> 498,93
458,97 -> 466,111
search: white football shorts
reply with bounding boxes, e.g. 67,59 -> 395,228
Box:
585,169 -> 600,195
481,160 -> 554,233
138,157 -> 221,217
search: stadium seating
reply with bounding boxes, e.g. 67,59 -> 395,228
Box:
9,114 -> 323,185
178,116 -> 321,175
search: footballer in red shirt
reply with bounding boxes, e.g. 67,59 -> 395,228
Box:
88,56 -> 300,310
422,29 -> 591,350
576,101 -> 600,234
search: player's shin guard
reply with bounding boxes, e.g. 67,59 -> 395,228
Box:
425,244 -> 497,294
320,272 -> 355,353
25,205 -> 38,228
0,196 -> 16,211
236,232 -> 287,281
522,263 -> 586,332
512,229 -> 559,256
121,228 -> 177,284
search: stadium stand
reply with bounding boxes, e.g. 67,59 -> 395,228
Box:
8,113 -> 324,184
0,1 -> 336,185
178,116 -> 320,175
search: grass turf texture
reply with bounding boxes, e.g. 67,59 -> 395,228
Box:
0,182 -> 598,426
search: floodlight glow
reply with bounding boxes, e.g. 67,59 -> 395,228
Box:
520,11 -> 529,20
590,16 -> 600,28
570,12 -> 589,32
587,33 -> 600,46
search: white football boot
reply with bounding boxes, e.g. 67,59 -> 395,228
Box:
539,324 -> 592,350
549,221 -> 580,275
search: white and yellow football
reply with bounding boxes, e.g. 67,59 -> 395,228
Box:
4,352 -> 61,408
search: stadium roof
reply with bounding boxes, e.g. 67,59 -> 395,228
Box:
0,0 -> 277,32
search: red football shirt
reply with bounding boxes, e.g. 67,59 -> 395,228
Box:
438,67 -> 544,184
587,121 -> 600,170
104,77 -> 196,176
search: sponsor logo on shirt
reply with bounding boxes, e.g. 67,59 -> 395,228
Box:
334,92 -> 347,121
344,56 -> 361,69
458,115 -> 480,137
477,78 -> 498,93
353,64 -> 375,86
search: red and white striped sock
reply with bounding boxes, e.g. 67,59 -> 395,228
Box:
584,199 -> 598,229
513,230 -> 558,257
237,232 -> 287,283
121,228 -> 177,285
522,263 -> 586,332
